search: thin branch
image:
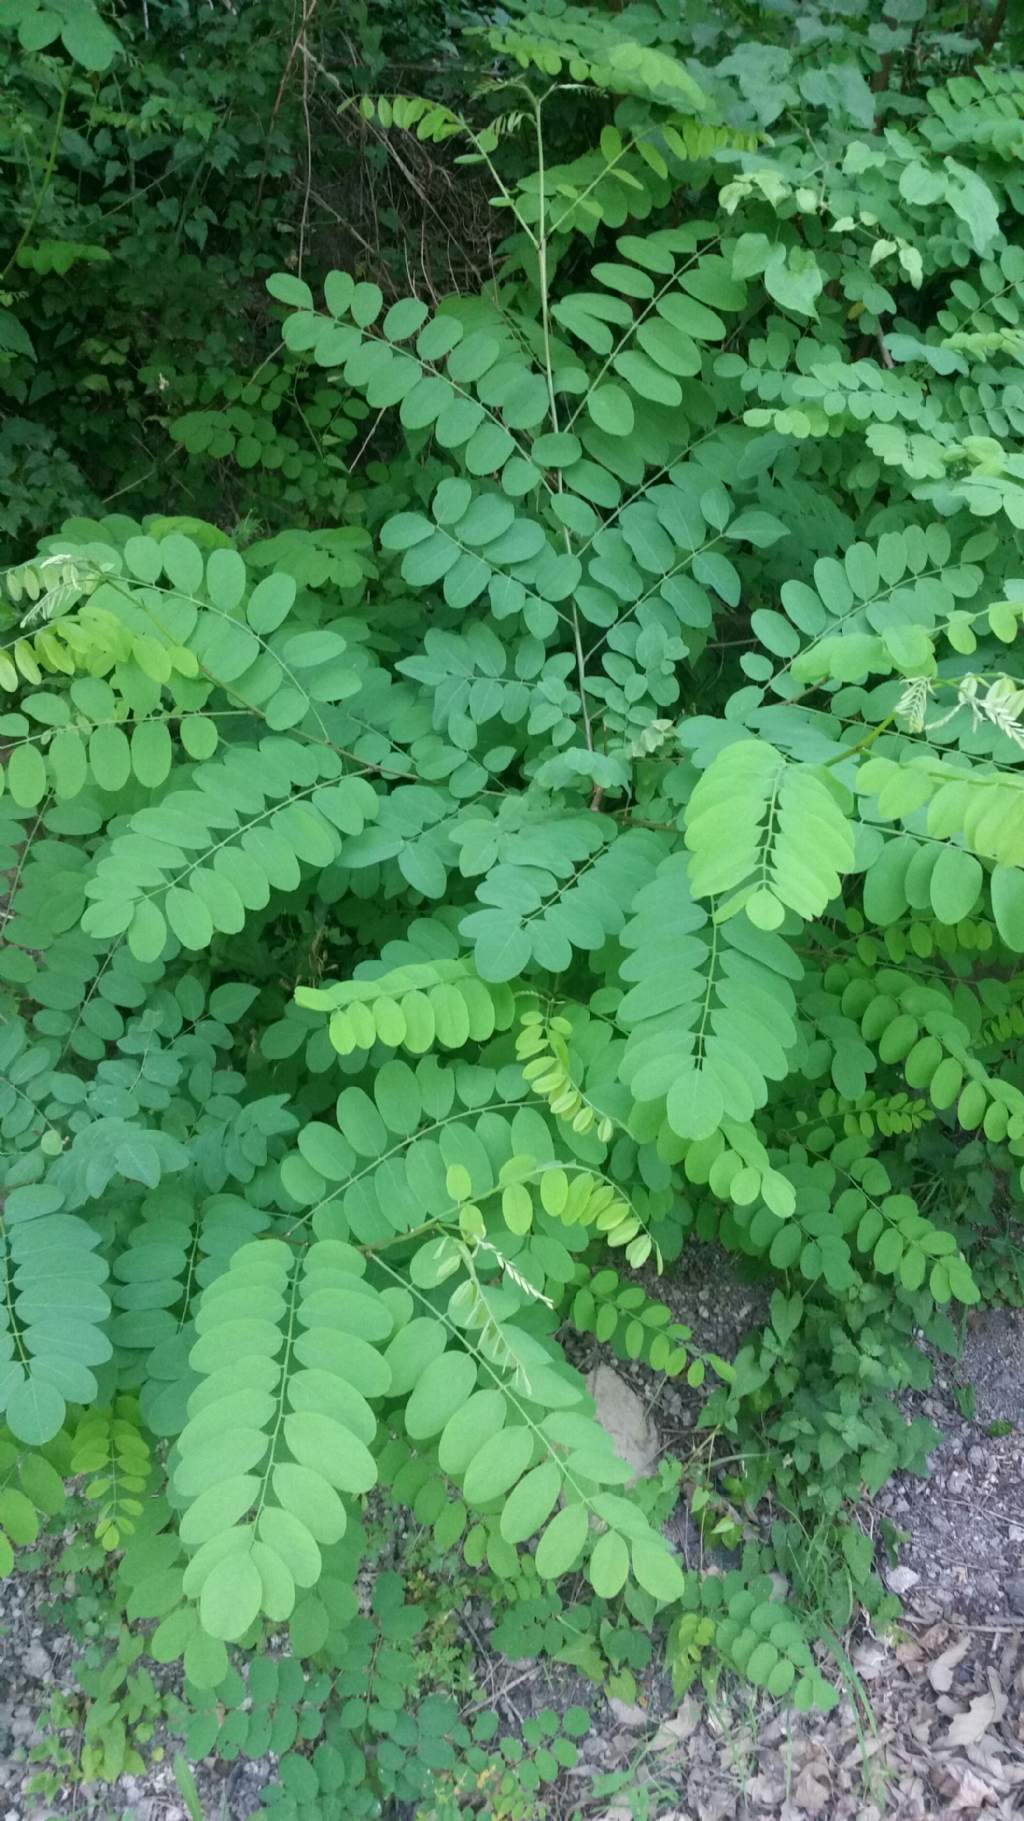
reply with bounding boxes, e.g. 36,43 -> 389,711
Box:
2,80 -> 69,284
981,0 -> 1008,56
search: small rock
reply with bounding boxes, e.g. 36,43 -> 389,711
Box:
851,1638 -> 888,1680
1004,1576 -> 1024,1616
21,1643 -> 51,1681
886,1566 -> 920,1596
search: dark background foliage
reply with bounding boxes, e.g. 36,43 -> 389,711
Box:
0,0 -> 496,554
8,0 -> 1013,562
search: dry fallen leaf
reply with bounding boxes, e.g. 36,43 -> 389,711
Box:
947,1692 -> 997,1748
930,1638 -> 971,1692
935,1763 -> 998,1811
895,1638 -> 925,1668
652,1700 -> 700,1752
586,1365 -> 659,1480
607,1694 -> 648,1729
746,1771 -> 787,1807
986,1666 -> 1007,1722
792,1763 -> 831,1815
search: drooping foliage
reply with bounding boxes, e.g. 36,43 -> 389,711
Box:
4,0 -> 1024,1812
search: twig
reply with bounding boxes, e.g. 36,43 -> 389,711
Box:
348,407 -> 387,472
936,1496 -> 1024,1529
102,459 -> 162,505
2,80 -> 69,284
297,4 -> 315,274
981,0 -> 1008,56
463,1663 -> 538,1716
901,1614 -> 1023,1632
257,0 -> 316,208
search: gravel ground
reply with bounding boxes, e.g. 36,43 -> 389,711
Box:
1,1255 -> 1021,1821
961,1311 -> 1024,1427
485,1275 -> 1024,1820
874,1329 -> 1024,1628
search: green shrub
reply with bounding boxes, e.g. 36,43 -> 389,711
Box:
3,0 -> 1024,1811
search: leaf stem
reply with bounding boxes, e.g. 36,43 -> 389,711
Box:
532,96 -> 593,754
823,712 -> 896,768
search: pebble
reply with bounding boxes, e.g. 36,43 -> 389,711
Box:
21,1643 -> 51,1681
9,1709 -> 37,1743
886,1566 -> 920,1595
